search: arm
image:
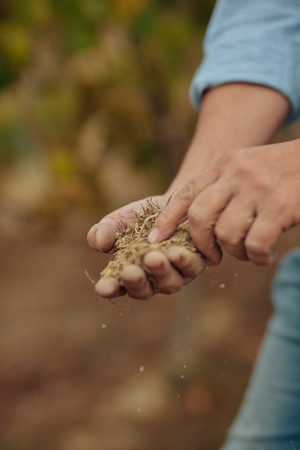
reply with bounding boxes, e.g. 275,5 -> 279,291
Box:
88,82 -> 289,299
165,82 -> 289,193
88,0 -> 299,299
149,84 -> 299,266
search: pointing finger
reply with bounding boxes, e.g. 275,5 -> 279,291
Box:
148,165 -> 221,244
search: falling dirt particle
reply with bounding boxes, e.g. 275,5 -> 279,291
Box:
189,349 -> 192,352
174,343 -> 178,347
183,365 -> 186,368
233,272 -> 239,277
139,365 -> 144,372
137,408 -> 142,413
180,375 -> 184,379
219,283 -> 226,288
177,394 -> 181,398
102,324 -> 107,329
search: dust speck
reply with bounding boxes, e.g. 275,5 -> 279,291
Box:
102,324 -> 107,329
139,365 -> 144,372
219,283 -> 226,288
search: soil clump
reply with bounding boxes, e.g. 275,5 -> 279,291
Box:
100,197 -> 207,287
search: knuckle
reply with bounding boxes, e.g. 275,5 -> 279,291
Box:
229,159 -> 254,181
221,149 -> 236,164
214,224 -> 230,243
234,162 -> 248,178
178,179 -> 197,204
215,226 -> 242,247
254,177 -> 271,193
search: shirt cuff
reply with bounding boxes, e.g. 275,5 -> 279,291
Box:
189,37 -> 300,125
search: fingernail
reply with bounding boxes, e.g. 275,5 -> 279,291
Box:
148,227 -> 159,243
268,248 -> 278,264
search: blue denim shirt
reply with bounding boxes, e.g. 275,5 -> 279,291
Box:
190,0 -> 300,125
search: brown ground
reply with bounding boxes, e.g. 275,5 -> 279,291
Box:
1,210 -> 300,450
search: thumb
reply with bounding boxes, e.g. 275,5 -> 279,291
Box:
87,219 -> 117,252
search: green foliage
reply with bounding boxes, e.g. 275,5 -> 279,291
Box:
0,0 -> 216,218
0,120 -> 29,166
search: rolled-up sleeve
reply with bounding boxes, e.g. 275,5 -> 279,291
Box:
190,0 -> 300,125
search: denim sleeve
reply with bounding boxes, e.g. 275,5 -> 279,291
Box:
190,0 -> 300,125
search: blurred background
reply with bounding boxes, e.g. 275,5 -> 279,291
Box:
1,1 -> 300,449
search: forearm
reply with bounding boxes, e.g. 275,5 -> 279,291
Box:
166,82 -> 290,194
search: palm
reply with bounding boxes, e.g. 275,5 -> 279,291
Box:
87,194 -> 205,300
106,195 -> 169,230
87,195 -> 169,253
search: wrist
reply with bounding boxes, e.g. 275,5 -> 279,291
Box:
166,82 -> 290,194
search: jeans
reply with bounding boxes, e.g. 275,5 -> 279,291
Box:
221,248 -> 300,450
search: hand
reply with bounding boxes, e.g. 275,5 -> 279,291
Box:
87,196 -> 204,299
148,139 -> 300,265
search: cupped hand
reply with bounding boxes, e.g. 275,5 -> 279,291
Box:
87,196 -> 204,299
148,139 -> 300,265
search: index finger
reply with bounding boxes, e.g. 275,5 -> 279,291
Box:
148,165 -> 220,244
